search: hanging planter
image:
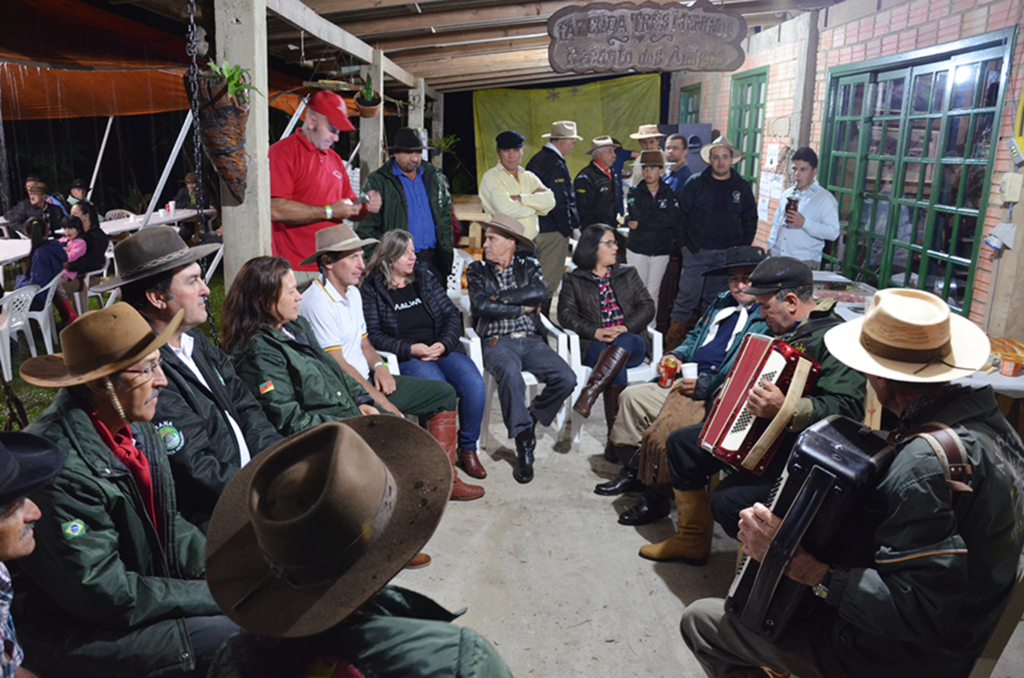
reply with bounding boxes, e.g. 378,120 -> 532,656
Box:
184,61 -> 258,203
354,74 -> 382,118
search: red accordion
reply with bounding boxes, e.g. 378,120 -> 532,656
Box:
699,333 -> 820,475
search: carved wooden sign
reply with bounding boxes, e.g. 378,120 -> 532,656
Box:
548,0 -> 747,74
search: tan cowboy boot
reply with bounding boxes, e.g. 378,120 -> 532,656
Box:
638,488 -> 712,565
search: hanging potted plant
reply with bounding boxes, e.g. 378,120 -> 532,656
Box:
184,60 -> 260,203
354,74 -> 382,118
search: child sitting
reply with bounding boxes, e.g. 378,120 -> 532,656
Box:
59,215 -> 87,281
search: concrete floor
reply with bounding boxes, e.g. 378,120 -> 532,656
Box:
393,397 -> 1024,677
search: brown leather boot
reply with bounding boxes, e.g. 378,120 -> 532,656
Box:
426,411 -> 484,501
638,488 -> 713,565
574,345 -> 629,418
457,448 -> 487,479
602,384 -> 627,461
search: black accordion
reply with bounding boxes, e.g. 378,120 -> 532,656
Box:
725,415 -> 896,642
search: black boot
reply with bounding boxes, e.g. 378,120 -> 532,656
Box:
595,465 -> 644,495
513,423 -> 536,484
618,486 -> 671,525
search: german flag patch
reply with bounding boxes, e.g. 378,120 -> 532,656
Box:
260,381 -> 275,394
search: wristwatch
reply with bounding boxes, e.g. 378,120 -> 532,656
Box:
812,566 -> 841,600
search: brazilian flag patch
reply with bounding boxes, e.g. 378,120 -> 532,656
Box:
62,520 -> 86,540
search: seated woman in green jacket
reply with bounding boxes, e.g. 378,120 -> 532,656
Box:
221,256 -> 377,436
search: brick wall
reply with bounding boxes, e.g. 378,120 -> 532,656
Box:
669,0 -> 1024,326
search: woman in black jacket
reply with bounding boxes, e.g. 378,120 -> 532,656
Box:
362,231 -> 488,479
625,150 -> 681,316
558,224 -> 655,427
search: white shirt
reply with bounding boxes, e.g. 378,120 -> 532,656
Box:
171,332 -> 251,466
766,180 -> 841,263
299,277 -> 371,377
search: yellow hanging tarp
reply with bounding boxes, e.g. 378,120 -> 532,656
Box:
473,74 -> 661,186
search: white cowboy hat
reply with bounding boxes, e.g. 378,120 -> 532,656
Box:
699,136 -> 744,164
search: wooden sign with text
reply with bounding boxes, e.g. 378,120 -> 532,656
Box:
548,0 -> 747,74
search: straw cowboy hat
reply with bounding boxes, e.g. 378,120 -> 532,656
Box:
0,432 -> 64,507
480,213 -> 536,252
699,136 -> 744,164
542,120 -> 582,140
205,418 -> 452,638
92,227 -> 221,292
630,124 -> 665,140
298,223 -> 379,267
638,150 -> 667,167
20,303 -> 182,388
586,136 -> 621,155
824,288 -> 990,383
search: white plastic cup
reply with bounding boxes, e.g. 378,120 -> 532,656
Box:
168,200 -> 176,212
158,208 -> 167,217
680,362 -> 699,380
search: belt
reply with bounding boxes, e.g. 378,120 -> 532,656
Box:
490,331 -> 531,343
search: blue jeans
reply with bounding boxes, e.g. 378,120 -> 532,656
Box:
400,351 -> 485,451
583,331 -> 648,385
482,335 -> 577,439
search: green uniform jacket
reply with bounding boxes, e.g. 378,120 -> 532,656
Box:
229,316 -> 369,437
209,586 -> 513,678
14,388 -> 219,678
357,159 -> 454,276
779,298 -> 866,431
670,290 -> 769,398
821,386 -> 1024,678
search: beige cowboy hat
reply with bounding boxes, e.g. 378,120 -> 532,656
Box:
298,223 -> 379,267
205,418 -> 452,638
699,135 -> 744,164
480,213 -> 536,252
586,136 -> 621,155
92,226 -> 221,293
629,124 -> 665,140
824,288 -> 990,383
638,150 -> 667,167
20,303 -> 182,388
541,120 -> 583,140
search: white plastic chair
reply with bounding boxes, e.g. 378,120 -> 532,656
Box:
563,325 -> 664,443
204,244 -> 225,285
448,249 -> 475,316
0,285 -> 40,381
73,266 -> 108,315
472,314 -> 575,452
26,274 -> 63,355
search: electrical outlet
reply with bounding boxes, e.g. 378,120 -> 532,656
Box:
1009,138 -> 1024,167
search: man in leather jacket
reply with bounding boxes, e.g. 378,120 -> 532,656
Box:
466,214 -> 576,484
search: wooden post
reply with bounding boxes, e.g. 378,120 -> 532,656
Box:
214,0 -> 272,288
431,93 -> 444,170
359,50 -> 385,179
409,78 -> 426,129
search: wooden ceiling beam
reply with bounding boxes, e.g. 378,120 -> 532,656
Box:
374,25 -> 548,53
340,0 -> 834,38
389,35 -> 550,61
401,48 -> 550,79
307,0 -> 455,12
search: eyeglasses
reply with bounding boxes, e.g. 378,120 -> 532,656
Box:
122,358 -> 163,381
599,239 -> 617,247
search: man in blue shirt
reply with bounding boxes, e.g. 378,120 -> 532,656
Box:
357,127 -> 455,279
663,133 -> 692,200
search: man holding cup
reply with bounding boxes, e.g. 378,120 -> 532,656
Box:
596,247 -> 768,515
765,147 -> 840,269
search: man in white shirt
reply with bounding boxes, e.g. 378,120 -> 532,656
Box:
478,130 -> 555,241
96,227 -> 284,531
765,147 -> 841,269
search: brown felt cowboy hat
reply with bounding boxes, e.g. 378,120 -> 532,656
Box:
298,223 -> 379,267
699,136 -> 744,164
92,226 -> 221,293
205,417 -> 452,638
480,213 -> 536,252
824,288 -> 990,383
20,303 -> 182,388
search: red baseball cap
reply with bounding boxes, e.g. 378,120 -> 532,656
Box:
307,90 -> 355,133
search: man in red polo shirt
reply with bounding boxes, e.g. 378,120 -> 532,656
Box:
269,90 -> 382,287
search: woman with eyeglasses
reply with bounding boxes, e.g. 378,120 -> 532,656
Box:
558,224 -> 654,433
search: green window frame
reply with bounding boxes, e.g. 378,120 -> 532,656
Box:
680,83 -> 701,124
819,29 -> 1015,315
729,66 -> 768,198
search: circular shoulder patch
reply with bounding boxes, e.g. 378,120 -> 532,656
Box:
157,421 -> 185,454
